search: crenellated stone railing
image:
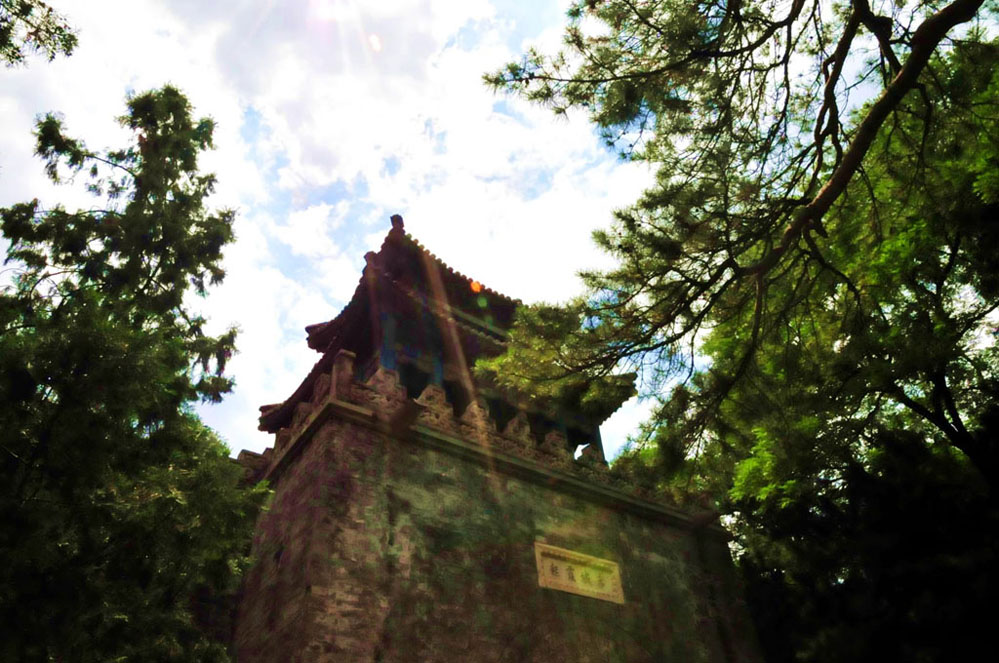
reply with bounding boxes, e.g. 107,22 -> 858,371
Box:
250,348 -> 622,488
240,348 -> 728,538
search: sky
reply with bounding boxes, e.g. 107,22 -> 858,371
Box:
0,0 -> 656,458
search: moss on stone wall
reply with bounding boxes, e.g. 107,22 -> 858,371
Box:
235,415 -> 758,662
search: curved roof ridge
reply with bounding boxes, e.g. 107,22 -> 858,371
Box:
402,228 -> 519,304
305,216 -> 520,350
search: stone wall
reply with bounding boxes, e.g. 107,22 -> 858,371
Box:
234,354 -> 759,662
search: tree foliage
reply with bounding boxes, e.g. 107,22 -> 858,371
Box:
486,2 -> 999,660
485,0 -> 995,432
486,0 -> 999,491
714,44 -> 999,658
1,0 -> 76,66
0,87 -> 267,661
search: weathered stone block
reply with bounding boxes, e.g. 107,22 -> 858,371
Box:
501,410 -> 534,450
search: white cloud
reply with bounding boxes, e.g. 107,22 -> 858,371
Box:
2,0 -> 657,458
601,396 -> 658,460
273,201 -> 347,257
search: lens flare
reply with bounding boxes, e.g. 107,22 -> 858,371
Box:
311,0 -> 346,21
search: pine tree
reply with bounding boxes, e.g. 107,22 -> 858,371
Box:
0,86 -> 267,662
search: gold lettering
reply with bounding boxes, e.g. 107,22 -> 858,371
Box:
533,542 -> 625,604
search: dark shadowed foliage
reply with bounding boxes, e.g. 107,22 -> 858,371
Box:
484,2 -> 999,660
0,87 -> 268,662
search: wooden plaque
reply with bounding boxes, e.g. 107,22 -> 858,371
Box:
534,542 -> 625,604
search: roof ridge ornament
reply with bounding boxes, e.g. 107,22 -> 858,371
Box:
390,213 -> 404,230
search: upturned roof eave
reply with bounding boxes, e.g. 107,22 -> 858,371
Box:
305,224 -> 519,351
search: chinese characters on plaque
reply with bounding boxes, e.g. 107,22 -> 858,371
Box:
534,542 -> 625,604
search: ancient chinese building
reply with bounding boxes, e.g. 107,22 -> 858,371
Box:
233,215 -> 760,662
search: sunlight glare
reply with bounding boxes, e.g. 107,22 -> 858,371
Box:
311,0 -> 351,22
368,33 -> 383,52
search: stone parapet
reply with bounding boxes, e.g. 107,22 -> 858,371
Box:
239,353 -> 725,539
240,352 -> 701,522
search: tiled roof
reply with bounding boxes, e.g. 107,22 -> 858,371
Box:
260,215 -> 518,433
305,215 -> 518,352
